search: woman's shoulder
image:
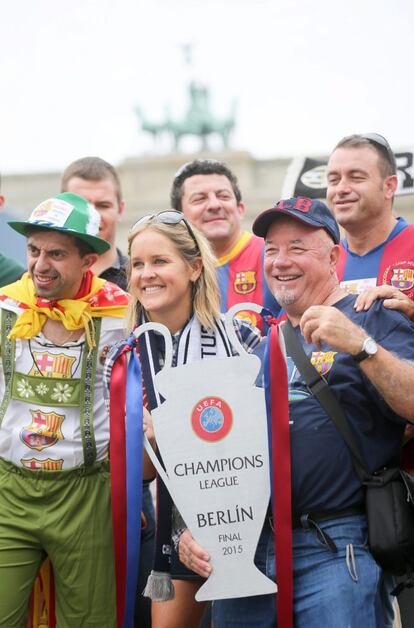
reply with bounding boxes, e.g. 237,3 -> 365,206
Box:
235,318 -> 262,353
216,313 -> 261,353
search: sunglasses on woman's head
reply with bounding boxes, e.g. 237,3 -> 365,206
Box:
130,210 -> 198,247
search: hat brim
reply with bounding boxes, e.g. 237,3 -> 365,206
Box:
252,208 -> 339,244
8,221 -> 110,255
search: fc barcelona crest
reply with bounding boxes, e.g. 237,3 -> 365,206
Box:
20,410 -> 65,450
21,457 -> 64,470
383,260 -> 414,295
310,351 -> 337,376
234,310 -> 258,328
390,267 -> 414,291
234,271 -> 257,295
29,351 -> 76,378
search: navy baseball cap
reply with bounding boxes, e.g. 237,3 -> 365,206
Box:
252,196 -> 340,244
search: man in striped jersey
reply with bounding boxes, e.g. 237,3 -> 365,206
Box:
171,159 -> 281,329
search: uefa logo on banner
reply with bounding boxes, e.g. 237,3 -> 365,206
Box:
191,396 -> 233,442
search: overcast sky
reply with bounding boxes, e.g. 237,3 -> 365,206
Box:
1,0 -> 413,174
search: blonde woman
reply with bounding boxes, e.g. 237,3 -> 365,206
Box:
125,211 -> 260,628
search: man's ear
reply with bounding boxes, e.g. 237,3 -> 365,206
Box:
237,201 -> 246,220
384,175 -> 398,200
0,195 -> 5,211
117,199 -> 126,221
330,244 -> 341,272
81,253 -> 99,272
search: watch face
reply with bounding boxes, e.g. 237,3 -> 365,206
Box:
364,337 -> 378,356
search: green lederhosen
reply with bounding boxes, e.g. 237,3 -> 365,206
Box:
0,311 -> 116,628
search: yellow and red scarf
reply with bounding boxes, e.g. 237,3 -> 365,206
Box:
0,270 -> 129,350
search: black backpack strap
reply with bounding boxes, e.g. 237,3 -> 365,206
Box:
281,319 -> 370,482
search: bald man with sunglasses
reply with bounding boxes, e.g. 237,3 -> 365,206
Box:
327,134 -> 414,626
326,133 -> 414,300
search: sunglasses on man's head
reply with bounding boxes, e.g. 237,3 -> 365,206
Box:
130,210 -> 198,247
361,133 -> 396,173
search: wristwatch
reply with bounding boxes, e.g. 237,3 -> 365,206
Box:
353,336 -> 378,363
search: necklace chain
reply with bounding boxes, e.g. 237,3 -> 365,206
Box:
45,328 -> 76,346
59,329 -> 76,344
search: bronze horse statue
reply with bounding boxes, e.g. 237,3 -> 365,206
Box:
135,81 -> 236,150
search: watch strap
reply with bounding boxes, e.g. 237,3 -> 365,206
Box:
353,337 -> 376,363
353,348 -> 369,363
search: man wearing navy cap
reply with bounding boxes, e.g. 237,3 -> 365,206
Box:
179,196 -> 414,628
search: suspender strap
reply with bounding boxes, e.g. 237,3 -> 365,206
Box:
0,310 -> 17,426
281,319 -> 370,483
79,317 -> 102,466
0,312 -> 102,466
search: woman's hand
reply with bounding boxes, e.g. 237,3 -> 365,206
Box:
178,529 -> 212,578
354,285 -> 414,320
143,407 -> 156,449
143,407 -> 156,480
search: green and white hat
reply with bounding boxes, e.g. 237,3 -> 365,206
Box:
8,192 -> 110,255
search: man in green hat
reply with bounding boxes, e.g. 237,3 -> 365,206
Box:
61,156 -> 155,628
0,192 -> 130,627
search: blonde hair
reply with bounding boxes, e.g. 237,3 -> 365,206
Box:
126,219 -> 221,331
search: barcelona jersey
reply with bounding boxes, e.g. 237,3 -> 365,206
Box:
216,231 -> 281,329
337,218 -> 414,300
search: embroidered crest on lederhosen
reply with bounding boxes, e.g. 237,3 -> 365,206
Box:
21,457 -> 64,470
29,351 -> 76,378
20,409 -> 65,450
